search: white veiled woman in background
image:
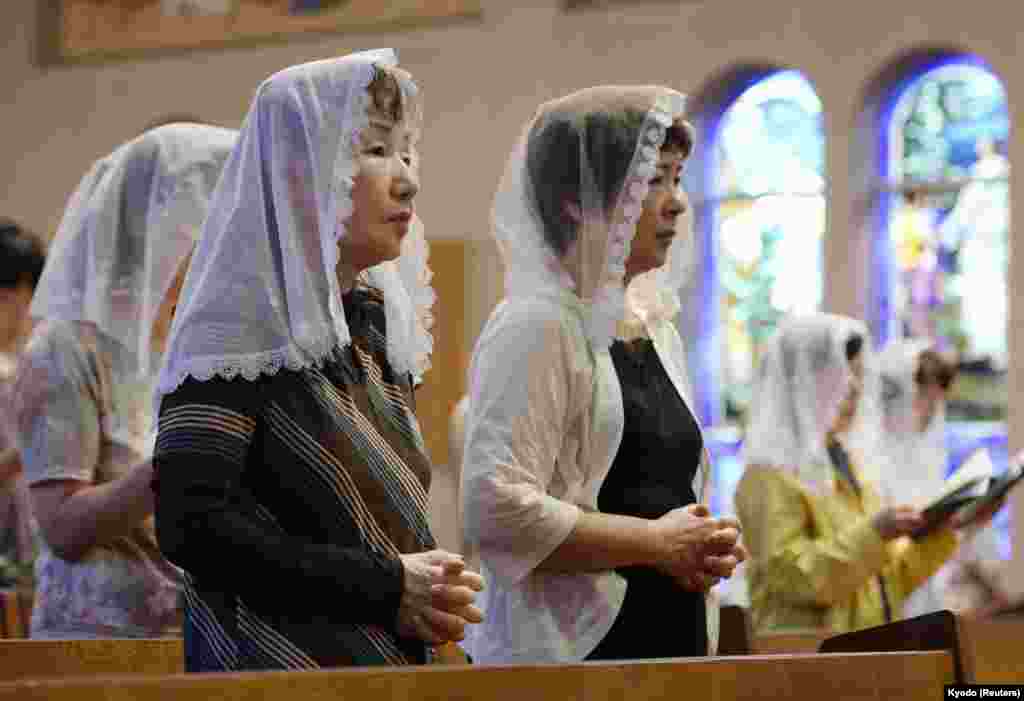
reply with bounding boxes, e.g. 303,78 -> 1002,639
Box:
735,314 -> 959,634
868,339 -> 1006,618
10,123 -> 236,638
461,86 -> 742,664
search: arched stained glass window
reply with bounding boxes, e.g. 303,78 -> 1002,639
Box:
711,70 -> 826,425
874,57 -> 1012,558
689,69 -> 826,521
886,64 -> 1009,383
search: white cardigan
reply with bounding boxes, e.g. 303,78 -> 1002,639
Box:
460,291 -> 718,663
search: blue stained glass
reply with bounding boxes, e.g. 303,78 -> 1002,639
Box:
886,60 -> 1012,561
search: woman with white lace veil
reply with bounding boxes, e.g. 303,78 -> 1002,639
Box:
461,86 -> 743,664
735,314 -> 959,634
10,123 -> 236,638
868,339 -> 1005,618
152,50 -> 481,671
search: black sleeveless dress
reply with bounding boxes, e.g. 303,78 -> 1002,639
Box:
586,337 -> 707,660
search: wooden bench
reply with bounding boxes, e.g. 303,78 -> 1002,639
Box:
0,651 -> 955,701
0,639 -> 183,681
0,588 -> 31,639
753,629 -> 830,654
719,606 -> 829,655
956,614 -> 1024,683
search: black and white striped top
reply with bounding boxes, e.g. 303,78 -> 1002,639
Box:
153,288 -> 435,671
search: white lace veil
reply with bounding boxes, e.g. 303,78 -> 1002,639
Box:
743,313 -> 870,490
867,339 -> 948,505
30,123 -> 236,440
493,86 -> 689,349
155,49 -> 434,405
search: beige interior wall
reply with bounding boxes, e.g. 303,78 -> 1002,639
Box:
3,0 -> 1024,585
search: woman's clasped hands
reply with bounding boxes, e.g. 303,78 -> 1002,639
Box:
398,550 -> 485,644
652,504 -> 747,592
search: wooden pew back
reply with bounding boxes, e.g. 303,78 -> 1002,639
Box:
956,614 -> 1024,683
753,629 -> 831,654
0,588 -> 31,639
0,639 -> 183,681
819,610 -> 965,681
0,651 -> 955,701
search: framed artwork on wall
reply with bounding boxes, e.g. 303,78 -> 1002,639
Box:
55,0 -> 482,62
564,0 -> 701,9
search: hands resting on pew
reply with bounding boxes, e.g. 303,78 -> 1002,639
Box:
397,550 -> 485,645
652,504 -> 747,593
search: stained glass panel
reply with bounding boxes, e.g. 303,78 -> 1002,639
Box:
714,70 -> 826,421
886,61 -> 1012,560
889,64 -> 1010,421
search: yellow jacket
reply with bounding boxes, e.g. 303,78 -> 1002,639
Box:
735,464 -> 958,634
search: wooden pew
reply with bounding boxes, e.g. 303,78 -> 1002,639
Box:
819,609 -> 1024,683
0,588 -> 31,639
0,651 -> 955,701
0,639 -> 183,681
820,610 -> 967,681
719,605 -> 830,654
956,614 -> 1024,683
717,605 -> 754,654
753,629 -> 831,654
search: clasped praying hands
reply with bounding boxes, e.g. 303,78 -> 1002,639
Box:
398,550 -> 485,645
653,504 -> 746,592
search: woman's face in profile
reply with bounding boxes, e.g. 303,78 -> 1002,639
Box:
0,281 -> 34,350
827,353 -> 864,436
913,377 -> 947,433
339,84 -> 420,272
150,247 -> 192,359
626,147 -> 688,281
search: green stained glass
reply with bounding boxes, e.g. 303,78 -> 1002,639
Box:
889,64 -> 1010,421
714,71 -> 826,421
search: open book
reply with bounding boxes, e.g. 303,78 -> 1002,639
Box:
913,449 -> 1024,538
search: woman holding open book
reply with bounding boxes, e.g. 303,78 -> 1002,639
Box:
735,314 -> 960,634
870,340 -> 1007,619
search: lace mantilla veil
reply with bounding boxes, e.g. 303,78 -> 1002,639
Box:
29,123 -> 236,448
155,49 -> 434,412
743,313 -> 871,491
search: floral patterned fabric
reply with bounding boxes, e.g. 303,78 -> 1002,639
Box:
13,320 -> 181,638
0,352 -> 37,579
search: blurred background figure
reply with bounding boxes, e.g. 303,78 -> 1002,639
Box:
0,219 -> 46,585
867,339 -> 1008,618
736,314 -> 959,634
9,124 -> 235,638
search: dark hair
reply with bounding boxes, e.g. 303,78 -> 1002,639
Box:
0,219 -> 46,289
844,333 -> 864,363
524,108 -> 693,258
915,348 -> 957,391
367,64 -> 420,125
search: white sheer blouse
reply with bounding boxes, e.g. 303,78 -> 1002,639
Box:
460,292 -> 627,663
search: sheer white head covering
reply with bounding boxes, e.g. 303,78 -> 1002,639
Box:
493,86 -> 689,349
867,339 -> 948,505
743,313 -> 870,490
30,123 -> 236,441
155,49 -> 434,406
